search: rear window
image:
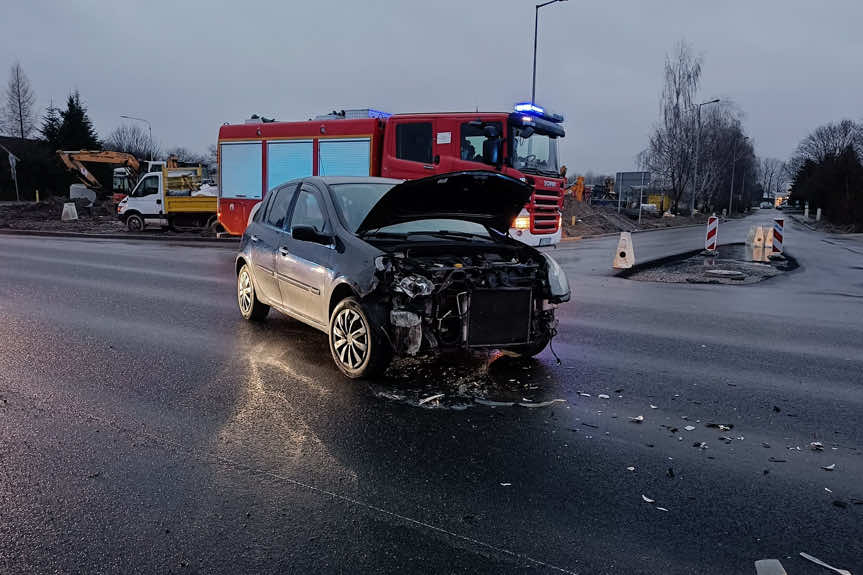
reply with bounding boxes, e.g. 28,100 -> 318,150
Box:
329,183 -> 398,232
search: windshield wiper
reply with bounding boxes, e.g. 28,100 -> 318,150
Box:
359,230 -> 408,239
407,230 -> 490,241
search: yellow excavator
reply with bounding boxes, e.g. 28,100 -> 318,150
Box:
57,150 -> 188,203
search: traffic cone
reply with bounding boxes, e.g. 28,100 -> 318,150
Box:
613,232 -> 635,269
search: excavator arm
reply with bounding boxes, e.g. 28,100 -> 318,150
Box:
56,150 -> 142,191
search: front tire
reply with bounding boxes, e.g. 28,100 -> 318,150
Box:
329,297 -> 391,379
237,264 -> 269,321
126,213 -> 145,232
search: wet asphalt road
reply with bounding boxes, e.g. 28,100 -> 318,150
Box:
0,211 -> 861,574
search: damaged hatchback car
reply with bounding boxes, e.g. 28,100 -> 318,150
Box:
235,171 -> 570,378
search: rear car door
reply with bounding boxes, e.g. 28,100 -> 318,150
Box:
248,184 -> 297,306
276,185 -> 333,326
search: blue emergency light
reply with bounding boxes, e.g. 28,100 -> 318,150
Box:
513,102 -> 564,124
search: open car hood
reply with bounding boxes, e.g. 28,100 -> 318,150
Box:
356,171 -> 534,235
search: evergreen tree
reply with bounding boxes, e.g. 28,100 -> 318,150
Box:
57,90 -> 100,149
39,101 -> 62,148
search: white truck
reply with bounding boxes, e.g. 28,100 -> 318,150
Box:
117,165 -> 219,232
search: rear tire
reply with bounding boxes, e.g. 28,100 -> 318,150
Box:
329,297 -> 391,379
126,213 -> 145,232
237,264 -> 269,321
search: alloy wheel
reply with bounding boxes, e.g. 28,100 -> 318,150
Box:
332,308 -> 369,369
238,269 -> 253,315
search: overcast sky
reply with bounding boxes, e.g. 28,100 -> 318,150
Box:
2,0 -> 861,173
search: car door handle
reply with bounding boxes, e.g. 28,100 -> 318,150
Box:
279,247 -> 290,257
423,165 -> 434,170
250,235 -> 260,243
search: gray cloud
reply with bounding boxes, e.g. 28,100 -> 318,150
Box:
2,0 -> 861,173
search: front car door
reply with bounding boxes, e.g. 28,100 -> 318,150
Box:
276,184 -> 333,326
127,173 -> 162,221
246,183 -> 298,306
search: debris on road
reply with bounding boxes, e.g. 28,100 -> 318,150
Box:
656,507 -> 669,512
626,466 -> 635,472
650,404 -> 658,409
822,464 -> 836,471
598,394 -> 610,399
629,415 -> 644,423
500,483 -> 512,487
693,442 -> 708,449
754,558 -> 788,575
518,399 -> 566,408
642,494 -> 655,504
799,551 -> 853,574
768,457 -> 787,463
579,392 -> 592,397
684,425 -> 696,431
418,393 -> 445,405
705,423 -> 733,431
810,442 -> 824,451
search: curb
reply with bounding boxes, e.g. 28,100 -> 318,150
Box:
561,221 -> 708,242
790,215 -> 817,232
0,228 -> 239,244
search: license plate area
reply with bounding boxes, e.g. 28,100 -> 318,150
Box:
539,237 -> 552,246
467,289 -> 532,347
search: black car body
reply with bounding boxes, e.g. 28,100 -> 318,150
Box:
235,171 -> 570,378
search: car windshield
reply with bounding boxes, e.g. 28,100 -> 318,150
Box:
329,182 -> 398,232
511,128 -> 559,176
372,218 -> 490,237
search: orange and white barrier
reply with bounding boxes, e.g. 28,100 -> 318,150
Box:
704,216 -> 718,252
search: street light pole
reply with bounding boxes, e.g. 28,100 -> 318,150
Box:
691,98 -> 720,214
532,0 -> 566,105
120,115 -> 153,160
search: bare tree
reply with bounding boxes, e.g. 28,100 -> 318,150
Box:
640,41 -> 702,213
759,157 -> 784,199
791,119 -> 862,171
164,146 -> 208,165
1,62 -> 37,138
105,123 -> 160,160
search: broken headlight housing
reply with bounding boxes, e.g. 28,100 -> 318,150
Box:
396,274 -> 435,299
542,252 -> 570,302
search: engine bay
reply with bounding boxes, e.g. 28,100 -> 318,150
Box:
373,244 -> 553,355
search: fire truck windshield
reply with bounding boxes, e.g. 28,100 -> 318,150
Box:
510,127 -> 560,176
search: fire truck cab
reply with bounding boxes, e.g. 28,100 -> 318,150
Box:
217,105 -> 566,245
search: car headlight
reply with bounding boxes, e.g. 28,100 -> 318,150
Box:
542,252 -> 570,302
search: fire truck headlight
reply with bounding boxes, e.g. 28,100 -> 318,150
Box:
514,216 -> 530,230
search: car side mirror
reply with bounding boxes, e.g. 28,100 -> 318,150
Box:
292,224 -> 332,245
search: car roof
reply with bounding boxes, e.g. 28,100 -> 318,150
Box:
307,176 -> 403,186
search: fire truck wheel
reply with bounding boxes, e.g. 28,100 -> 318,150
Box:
126,213 -> 145,232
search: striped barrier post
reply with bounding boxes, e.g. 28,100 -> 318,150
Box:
771,218 -> 784,258
704,216 -> 719,254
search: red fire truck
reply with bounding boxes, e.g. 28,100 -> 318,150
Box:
217,104 -> 566,245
